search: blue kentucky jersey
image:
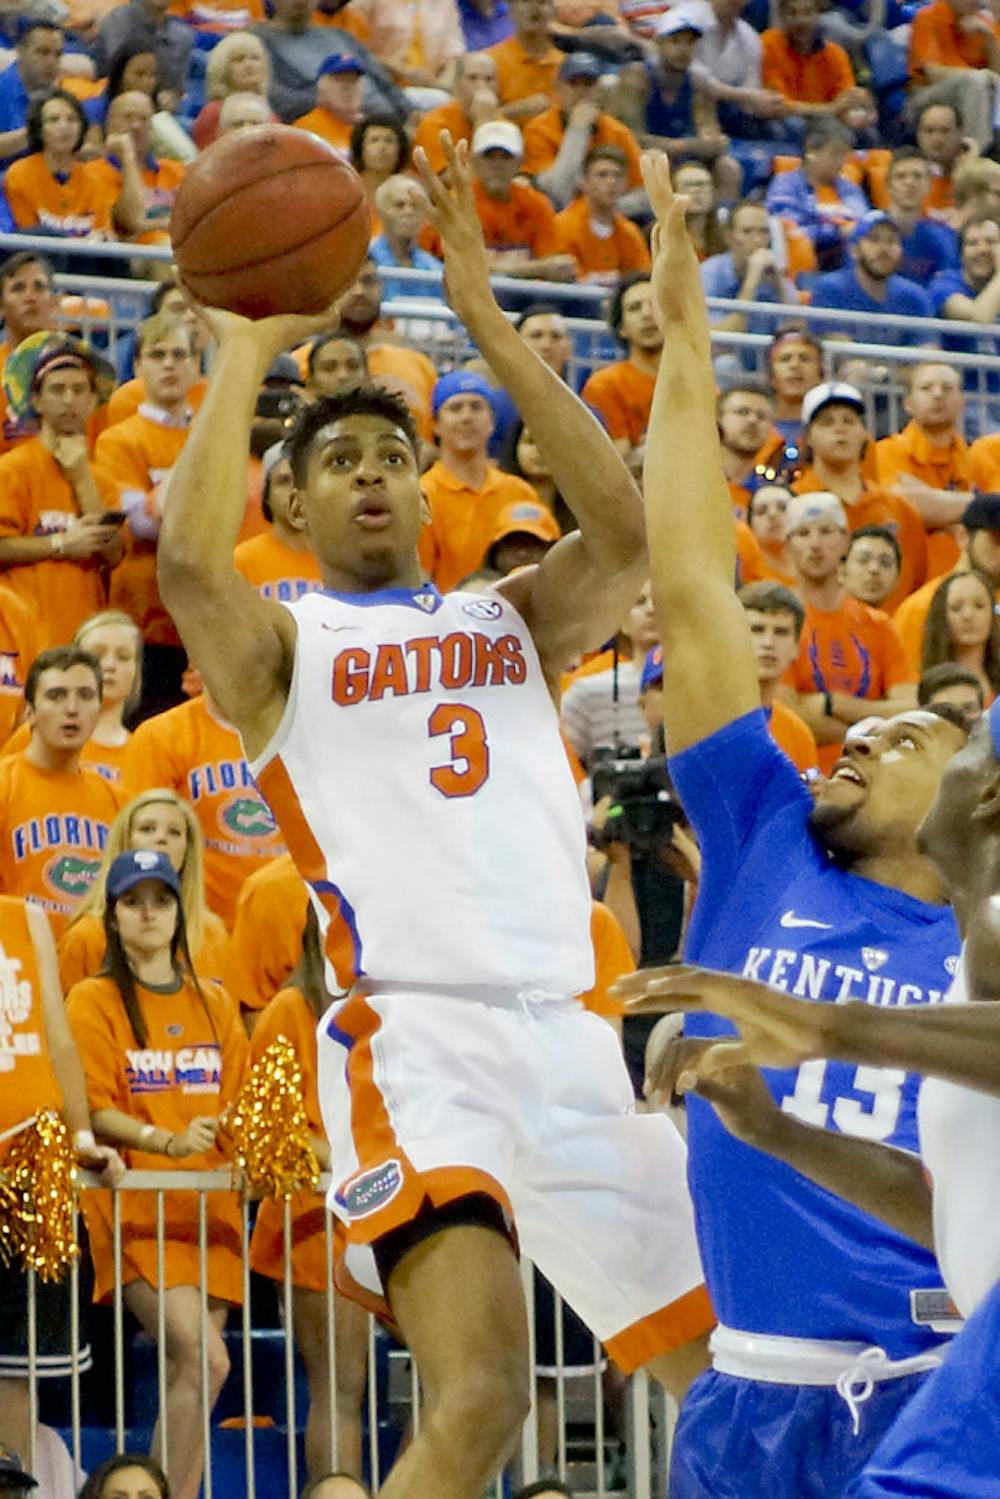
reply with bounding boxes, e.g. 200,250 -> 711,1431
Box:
669,711 -> 959,1358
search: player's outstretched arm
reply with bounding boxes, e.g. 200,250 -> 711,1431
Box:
641,152 -> 760,754
414,133 -> 647,680
158,304 -> 334,759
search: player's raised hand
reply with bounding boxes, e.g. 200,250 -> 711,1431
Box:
640,150 -> 705,330
178,286 -> 341,364
413,133 -> 493,315
614,963 -> 833,1069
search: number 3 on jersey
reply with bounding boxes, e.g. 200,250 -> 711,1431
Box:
428,704 -> 490,798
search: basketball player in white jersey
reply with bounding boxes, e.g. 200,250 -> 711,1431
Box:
158,134 -> 713,1499
618,696 -> 1000,1496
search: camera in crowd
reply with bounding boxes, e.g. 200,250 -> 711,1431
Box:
590,746 -> 684,853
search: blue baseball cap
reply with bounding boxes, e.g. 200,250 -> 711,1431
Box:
317,53 -> 364,79
850,210 -> 898,245
640,645 -> 664,692
106,849 -> 181,903
432,370 -> 493,417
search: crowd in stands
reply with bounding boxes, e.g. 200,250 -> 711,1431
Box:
3,0 -> 1000,1493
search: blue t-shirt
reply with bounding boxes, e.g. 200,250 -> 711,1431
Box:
644,63 -> 696,138
0,60 -> 29,166
898,218 -> 958,284
458,0 -> 513,49
368,237 -> 444,307
669,710 -> 958,1357
808,266 -> 933,345
929,268 -> 1000,392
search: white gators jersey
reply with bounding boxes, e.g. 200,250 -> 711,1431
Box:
918,958 -> 1000,1317
251,585 -> 595,994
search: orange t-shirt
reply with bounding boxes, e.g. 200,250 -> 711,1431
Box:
793,468 -> 928,612
412,98 -> 477,173
94,406 -> 192,646
87,154 -> 186,245
57,908 -> 236,996
0,896 -> 62,1145
581,360 -> 656,447
106,376 -> 207,428
521,106 -> 642,188
247,984 -> 329,1290
0,436 -> 118,651
0,757 -> 125,936
0,585 -> 38,750
735,520 -> 768,584
66,971 -> 247,1302
761,29 -> 855,103
4,155 -> 116,237
767,697 -> 819,774
367,344 -> 437,442
486,34 -> 564,105
579,899 -> 635,1018
1,726 -> 130,788
124,696 -> 287,929
970,431 -> 1000,492
875,421 -> 973,579
229,853 -> 309,1012
553,198 -> 651,279
909,0 -> 999,86
418,460 -> 542,592
291,106 -> 353,152
785,595 -> 916,773
233,532 -> 324,602
473,178 -> 559,257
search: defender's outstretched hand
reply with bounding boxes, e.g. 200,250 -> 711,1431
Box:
614,963 -> 833,1071
413,133 -> 493,317
640,150 -> 707,333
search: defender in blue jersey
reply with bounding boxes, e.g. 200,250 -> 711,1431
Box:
633,152 -> 968,1498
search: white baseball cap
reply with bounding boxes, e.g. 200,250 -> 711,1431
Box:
801,380 -> 865,428
471,121 -> 524,158
655,9 -> 704,35
784,491 -> 849,533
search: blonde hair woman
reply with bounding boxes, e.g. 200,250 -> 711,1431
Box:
193,33 -> 274,148
58,789 -> 235,995
3,610 -> 142,785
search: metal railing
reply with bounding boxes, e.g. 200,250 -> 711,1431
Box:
12,1170 -> 675,1498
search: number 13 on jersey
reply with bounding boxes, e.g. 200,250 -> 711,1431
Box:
428,704 -> 491,798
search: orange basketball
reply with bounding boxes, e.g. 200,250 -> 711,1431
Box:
170,125 -> 371,319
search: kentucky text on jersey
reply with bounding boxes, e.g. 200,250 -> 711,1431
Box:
741,946 -> 948,1006
331,631 -> 527,706
13,815 -> 110,861
125,1043 -> 222,1094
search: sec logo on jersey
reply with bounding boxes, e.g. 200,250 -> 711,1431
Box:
463,599 -> 503,621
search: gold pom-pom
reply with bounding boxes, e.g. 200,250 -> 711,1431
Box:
0,1111 -> 79,1282
225,1037 -> 319,1200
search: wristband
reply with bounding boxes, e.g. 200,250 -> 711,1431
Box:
823,691 -> 834,718
73,1129 -> 96,1152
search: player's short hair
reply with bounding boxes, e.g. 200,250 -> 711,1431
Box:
307,332 -> 369,380
608,270 -> 652,339
137,310 -> 197,355
287,387 -> 419,485
737,580 -> 805,637
918,661 -> 985,708
846,523 -> 902,570
25,645 -> 102,705
26,86 -> 87,155
0,249 -> 54,294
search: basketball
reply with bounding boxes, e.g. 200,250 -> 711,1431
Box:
169,125 -> 371,319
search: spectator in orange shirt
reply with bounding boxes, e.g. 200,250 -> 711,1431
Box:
0,584 -> 38,749
3,89 -> 137,239
229,852 -> 306,1013
304,333 -> 370,398
124,682 -> 288,928
917,659 -> 985,727
467,119 -> 577,280
483,497 -> 561,573
747,481 -> 796,584
581,272 -> 661,463
842,522 -> 902,611
0,251 -> 60,454
66,848 -> 247,1499
893,493 -> 1000,665
95,310 -> 201,716
915,100 -> 977,220
920,566 -> 1000,703
553,144 -> 651,283
105,282 -> 209,428
234,441 -> 323,601
716,378 -> 777,518
0,645 -> 126,933
875,361 -> 973,577
412,51 -> 500,173
486,0 -> 564,120
778,491 -> 916,771
908,0 -> 999,152
794,380 -> 929,610
292,52 -> 363,153
328,257 -> 437,441
88,90 -> 186,245
761,0 -> 874,129
0,337 -> 122,651
524,51 -> 646,210
419,370 -> 543,590
192,29 -> 274,147
737,580 -> 819,773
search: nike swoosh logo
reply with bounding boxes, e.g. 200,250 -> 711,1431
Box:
320,623 -> 357,633
780,911 -> 834,930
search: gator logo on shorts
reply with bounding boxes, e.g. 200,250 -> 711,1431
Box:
340,1160 -> 403,1219
221,796 -> 276,840
46,854 -> 100,898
